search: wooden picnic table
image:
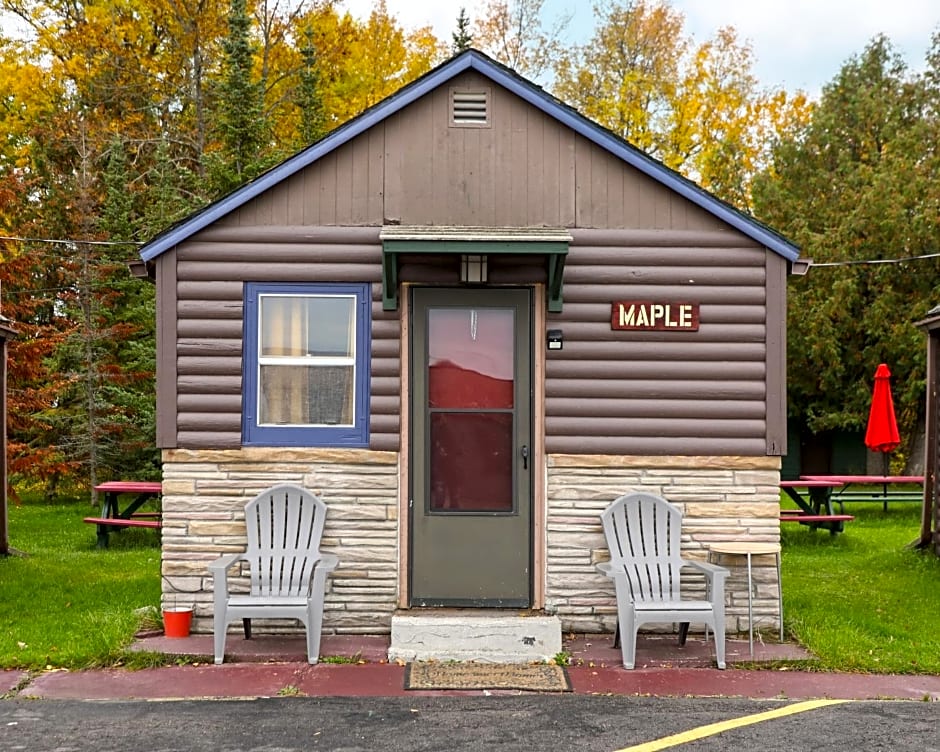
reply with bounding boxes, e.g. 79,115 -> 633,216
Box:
779,479 -> 852,534
801,475 -> 924,512
83,480 -> 162,548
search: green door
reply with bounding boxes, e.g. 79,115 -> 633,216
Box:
410,288 -> 532,607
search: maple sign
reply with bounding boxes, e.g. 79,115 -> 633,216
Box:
611,301 -> 700,331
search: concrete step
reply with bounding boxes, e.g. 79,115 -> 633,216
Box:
388,612 -> 562,663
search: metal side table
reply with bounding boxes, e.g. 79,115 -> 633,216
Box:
708,541 -> 783,657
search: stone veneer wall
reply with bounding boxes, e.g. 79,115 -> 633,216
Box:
544,455 -> 782,636
160,447 -> 399,635
160,448 -> 782,638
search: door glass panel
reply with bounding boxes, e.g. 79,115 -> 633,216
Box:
430,413 -> 513,512
428,308 -> 514,409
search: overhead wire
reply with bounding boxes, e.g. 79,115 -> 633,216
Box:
806,251 -> 940,268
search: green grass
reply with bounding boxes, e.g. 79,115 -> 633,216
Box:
781,497 -> 940,674
2,492 -> 940,673
0,496 -> 161,670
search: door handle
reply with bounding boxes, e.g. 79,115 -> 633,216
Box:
521,445 -> 528,470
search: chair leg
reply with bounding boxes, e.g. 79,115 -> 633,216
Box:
622,622 -> 638,670
213,611 -> 227,665
243,618 -> 252,639
677,622 -> 690,646
305,572 -> 328,665
713,618 -> 726,669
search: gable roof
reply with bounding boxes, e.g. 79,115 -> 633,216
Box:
139,49 -> 800,263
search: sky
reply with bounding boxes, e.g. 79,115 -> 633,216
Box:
339,0 -> 940,96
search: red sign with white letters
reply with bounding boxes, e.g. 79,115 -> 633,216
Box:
611,301 -> 699,331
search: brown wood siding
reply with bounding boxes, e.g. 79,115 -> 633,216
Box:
220,72 -> 726,232
544,229 -> 775,455
162,72 -> 790,457
156,253 -> 178,447
166,227 -> 401,450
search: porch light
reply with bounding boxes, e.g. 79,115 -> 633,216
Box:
459,254 -> 488,284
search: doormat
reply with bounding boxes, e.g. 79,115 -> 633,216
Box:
404,662 -> 570,692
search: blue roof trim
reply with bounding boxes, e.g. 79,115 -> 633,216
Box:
140,49 -> 799,263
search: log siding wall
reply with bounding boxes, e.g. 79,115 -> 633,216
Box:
163,226 -> 782,455
549,229 -> 778,456
165,227 -> 405,451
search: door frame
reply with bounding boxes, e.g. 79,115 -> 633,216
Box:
396,284 -> 546,610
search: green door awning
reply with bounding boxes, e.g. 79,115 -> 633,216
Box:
380,226 -> 571,312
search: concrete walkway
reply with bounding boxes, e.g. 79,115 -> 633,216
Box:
5,633 -> 940,702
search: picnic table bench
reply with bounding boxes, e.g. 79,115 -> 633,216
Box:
83,480 -> 162,548
801,475 -> 924,512
779,509 -> 856,535
779,479 -> 852,534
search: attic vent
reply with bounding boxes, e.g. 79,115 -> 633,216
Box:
451,89 -> 490,127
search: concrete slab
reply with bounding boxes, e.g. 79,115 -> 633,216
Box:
389,613 -> 562,663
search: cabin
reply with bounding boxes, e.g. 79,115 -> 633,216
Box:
137,50 -> 802,649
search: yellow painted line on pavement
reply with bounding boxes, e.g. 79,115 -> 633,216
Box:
614,699 -> 850,752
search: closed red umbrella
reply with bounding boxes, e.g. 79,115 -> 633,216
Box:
864,363 -> 900,476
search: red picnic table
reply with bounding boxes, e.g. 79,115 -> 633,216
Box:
801,475 -> 924,512
779,479 -> 853,534
83,481 -> 163,548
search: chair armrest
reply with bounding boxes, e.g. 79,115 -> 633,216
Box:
594,561 -> 615,578
684,559 -> 729,582
318,553 -> 339,573
208,553 -> 244,574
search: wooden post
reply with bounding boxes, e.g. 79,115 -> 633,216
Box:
915,307 -> 940,555
0,320 -> 16,556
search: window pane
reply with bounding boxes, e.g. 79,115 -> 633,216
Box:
259,365 -> 353,425
260,296 -> 355,358
430,412 -> 513,512
428,307 -> 514,408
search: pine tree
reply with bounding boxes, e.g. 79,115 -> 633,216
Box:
298,29 -> 326,146
452,8 -> 473,53
211,0 -> 269,195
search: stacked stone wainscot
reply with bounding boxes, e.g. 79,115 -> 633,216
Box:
545,454 -> 783,637
160,447 -> 399,635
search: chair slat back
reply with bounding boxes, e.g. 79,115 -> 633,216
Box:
601,493 -> 683,602
243,484 -> 327,597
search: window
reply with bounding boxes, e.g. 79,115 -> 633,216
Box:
243,282 -> 371,446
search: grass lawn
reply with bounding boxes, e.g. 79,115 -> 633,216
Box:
0,496 -> 161,670
2,492 -> 940,673
781,496 -> 940,674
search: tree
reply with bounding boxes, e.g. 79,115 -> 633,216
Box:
472,0 -> 569,81
0,0 -> 450,492
552,0 -> 808,209
296,28 -> 326,146
208,0 -> 271,195
752,35 -> 940,467
452,7 -> 473,54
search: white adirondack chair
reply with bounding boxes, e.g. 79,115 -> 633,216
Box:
595,492 -> 729,669
209,484 -> 339,665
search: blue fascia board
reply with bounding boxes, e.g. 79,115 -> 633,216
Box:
139,55 -> 478,262
140,50 -> 799,264
466,55 -> 800,263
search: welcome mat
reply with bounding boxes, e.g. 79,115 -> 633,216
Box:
404,662 -> 571,692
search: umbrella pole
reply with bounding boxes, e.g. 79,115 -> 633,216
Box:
882,452 -> 889,493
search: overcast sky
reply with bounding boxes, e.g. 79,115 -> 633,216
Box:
340,0 -> 940,96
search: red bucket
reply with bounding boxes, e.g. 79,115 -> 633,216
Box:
163,608 -> 193,638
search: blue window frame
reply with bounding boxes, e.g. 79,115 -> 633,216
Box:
242,282 -> 371,447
